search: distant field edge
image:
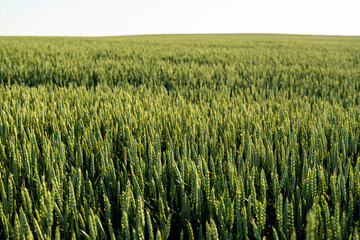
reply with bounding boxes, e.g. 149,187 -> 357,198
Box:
0,33 -> 360,38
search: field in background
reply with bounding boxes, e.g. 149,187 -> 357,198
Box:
0,34 -> 360,239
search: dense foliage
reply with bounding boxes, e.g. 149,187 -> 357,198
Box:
0,34 -> 360,239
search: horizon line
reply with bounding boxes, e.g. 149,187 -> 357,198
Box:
1,33 -> 360,38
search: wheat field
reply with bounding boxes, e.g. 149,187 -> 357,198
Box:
0,34 -> 360,239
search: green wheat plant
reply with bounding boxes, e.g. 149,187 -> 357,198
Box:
0,34 -> 359,239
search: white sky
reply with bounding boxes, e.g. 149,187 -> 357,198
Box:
0,0 -> 359,36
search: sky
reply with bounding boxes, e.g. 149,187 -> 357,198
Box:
0,0 -> 359,36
